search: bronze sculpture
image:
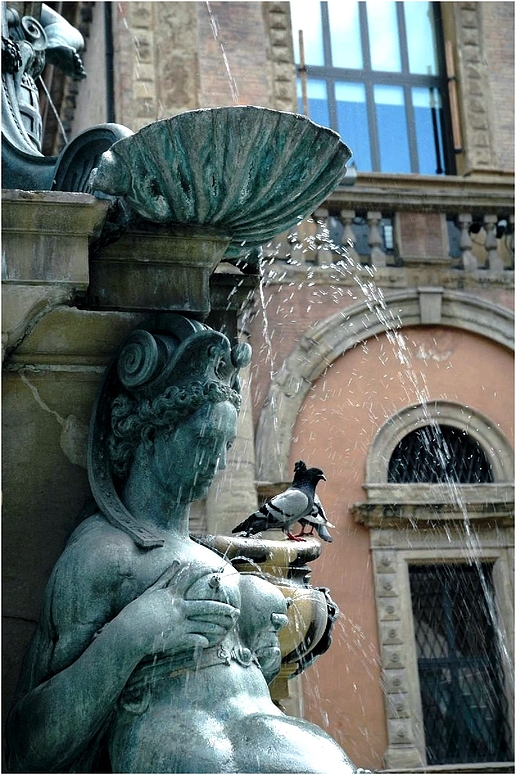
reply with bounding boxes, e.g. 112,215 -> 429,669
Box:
7,313 -> 358,774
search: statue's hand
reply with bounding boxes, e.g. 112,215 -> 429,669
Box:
123,563 -> 240,658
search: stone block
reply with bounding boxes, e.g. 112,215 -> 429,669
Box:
386,718 -> 414,745
385,692 -> 410,718
395,212 -> 450,265
418,287 -> 443,324
382,645 -> 405,670
383,669 -> 408,694
2,191 -> 108,285
89,228 -> 231,318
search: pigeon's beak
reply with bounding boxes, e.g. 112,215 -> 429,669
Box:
320,474 -> 327,481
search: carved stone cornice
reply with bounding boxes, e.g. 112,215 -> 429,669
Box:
327,172 -> 514,216
352,498 -> 514,529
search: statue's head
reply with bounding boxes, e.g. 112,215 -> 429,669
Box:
88,313 -> 251,547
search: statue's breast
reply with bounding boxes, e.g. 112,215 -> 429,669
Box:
184,565 -> 242,609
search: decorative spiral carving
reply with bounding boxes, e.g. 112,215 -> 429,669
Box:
117,330 -> 161,390
21,16 -> 48,51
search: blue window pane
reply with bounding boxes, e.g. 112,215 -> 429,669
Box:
405,2 -> 439,75
374,85 -> 410,172
366,1 -> 401,72
328,1 -> 363,69
335,82 -> 371,171
412,87 -> 445,175
297,78 -> 330,127
291,1 -> 324,65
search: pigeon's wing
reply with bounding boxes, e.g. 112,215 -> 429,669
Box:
232,512 -> 270,535
309,494 -> 334,527
266,487 -> 311,526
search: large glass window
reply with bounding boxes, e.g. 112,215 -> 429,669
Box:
291,1 -> 455,175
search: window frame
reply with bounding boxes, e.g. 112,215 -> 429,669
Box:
353,400 -> 514,768
293,1 -> 456,175
408,562 -> 513,765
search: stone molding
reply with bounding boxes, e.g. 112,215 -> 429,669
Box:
452,3 -> 496,174
113,2 -> 158,131
365,400 -> 514,485
327,172 -> 515,214
255,290 -> 515,482
262,3 -> 297,113
367,527 -> 514,769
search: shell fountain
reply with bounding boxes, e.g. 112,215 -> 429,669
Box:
88,106 -> 352,315
90,106 -> 352,255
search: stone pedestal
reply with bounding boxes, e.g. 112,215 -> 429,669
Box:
2,190 -> 109,358
89,224 -> 231,319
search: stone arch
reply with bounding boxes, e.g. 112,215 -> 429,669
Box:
255,289 -> 514,482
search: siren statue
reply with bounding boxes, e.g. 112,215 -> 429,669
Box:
6,314 -> 359,774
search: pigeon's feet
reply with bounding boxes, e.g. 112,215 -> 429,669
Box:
286,531 -> 306,542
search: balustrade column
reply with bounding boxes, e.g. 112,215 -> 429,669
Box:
483,214 -> 504,271
340,209 -> 360,262
367,211 -> 387,268
458,213 -> 477,271
314,206 -> 330,264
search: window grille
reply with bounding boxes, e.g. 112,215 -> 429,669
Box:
387,424 -> 494,484
291,1 -> 455,175
409,564 -> 512,764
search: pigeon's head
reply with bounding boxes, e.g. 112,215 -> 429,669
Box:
294,464 -> 326,486
308,467 -> 326,483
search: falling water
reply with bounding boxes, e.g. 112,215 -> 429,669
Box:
263,217 -> 515,701
205,1 -> 239,103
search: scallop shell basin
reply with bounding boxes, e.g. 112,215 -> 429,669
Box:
90,106 -> 352,257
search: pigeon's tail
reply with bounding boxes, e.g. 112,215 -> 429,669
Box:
315,523 -> 333,542
231,511 -> 268,536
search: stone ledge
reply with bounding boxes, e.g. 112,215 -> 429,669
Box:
2,189 -> 109,285
352,497 -> 514,529
362,482 -> 514,504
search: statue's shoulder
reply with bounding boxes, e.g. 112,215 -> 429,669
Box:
57,512 -> 138,588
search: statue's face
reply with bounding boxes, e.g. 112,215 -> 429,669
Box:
151,400 -> 238,502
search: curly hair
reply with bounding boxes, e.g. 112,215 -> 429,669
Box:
109,380 -> 242,479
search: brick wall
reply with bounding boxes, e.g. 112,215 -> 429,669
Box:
481,2 -> 515,171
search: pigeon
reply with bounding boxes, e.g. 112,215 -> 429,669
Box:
292,461 -> 334,542
232,460 -> 326,541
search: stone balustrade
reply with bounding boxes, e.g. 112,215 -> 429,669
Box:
264,173 -> 514,275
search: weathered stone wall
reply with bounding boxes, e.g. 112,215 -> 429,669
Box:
110,2 -> 293,131
481,2 -> 515,171
450,2 -> 514,174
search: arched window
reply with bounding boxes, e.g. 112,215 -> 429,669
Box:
387,424 -> 494,484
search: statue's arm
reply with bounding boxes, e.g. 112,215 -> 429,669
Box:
7,534 -> 240,773
6,540 -> 145,772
